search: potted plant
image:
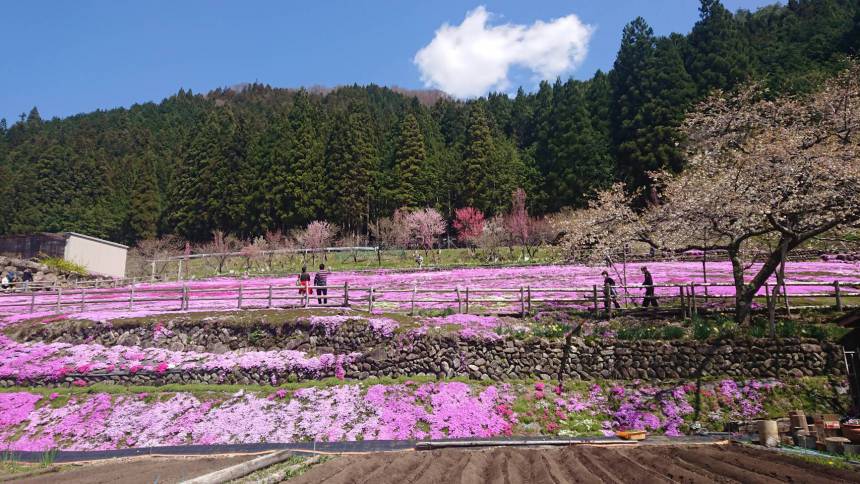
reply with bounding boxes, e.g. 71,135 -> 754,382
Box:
841,419 -> 860,444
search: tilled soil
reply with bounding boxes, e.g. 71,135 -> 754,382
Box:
12,454 -> 255,484
287,444 -> 860,484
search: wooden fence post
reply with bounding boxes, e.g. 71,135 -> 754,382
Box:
604,283 -> 612,320
592,285 -> 598,314
56,287 -> 62,311
369,286 -> 375,313
765,284 -> 776,338
267,284 -> 273,309
129,285 -> 135,311
456,287 -> 462,314
835,280 -> 843,311
344,282 -> 350,307
178,259 -> 183,281
182,283 -> 188,310
527,286 -> 532,314
238,282 -> 244,309
80,288 -> 86,312
679,285 -> 687,319
520,287 -> 525,317
411,285 -> 417,316
151,261 -> 156,282
465,288 -> 470,314
690,284 -> 697,316
30,292 -> 36,313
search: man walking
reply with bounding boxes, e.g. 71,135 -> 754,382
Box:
641,266 -> 658,308
22,269 -> 33,292
314,263 -> 330,305
601,270 -> 621,309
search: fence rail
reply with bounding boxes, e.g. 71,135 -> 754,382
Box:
0,279 -> 858,319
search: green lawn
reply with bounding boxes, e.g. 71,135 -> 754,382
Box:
128,245 -> 564,280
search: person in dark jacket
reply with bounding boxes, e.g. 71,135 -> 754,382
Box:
601,270 -> 621,309
22,269 -> 33,292
314,263 -> 330,305
641,266 -> 658,307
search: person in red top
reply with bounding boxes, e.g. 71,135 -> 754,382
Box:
297,266 -> 313,296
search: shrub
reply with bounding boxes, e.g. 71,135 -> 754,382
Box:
616,325 -> 660,340
661,326 -> 685,340
776,319 -> 799,338
691,317 -> 715,340
530,322 -> 569,339
41,257 -> 87,275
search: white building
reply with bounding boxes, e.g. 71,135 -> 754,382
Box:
62,232 -> 128,278
0,232 -> 128,278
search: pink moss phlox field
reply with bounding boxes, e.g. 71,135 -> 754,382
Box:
2,260 -> 857,323
420,314 -> 523,341
0,382 -> 517,451
0,334 -> 357,382
300,315 -> 400,337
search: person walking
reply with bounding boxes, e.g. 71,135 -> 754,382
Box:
22,269 -> 33,292
601,270 -> 621,309
314,263 -> 330,305
641,266 -> 658,308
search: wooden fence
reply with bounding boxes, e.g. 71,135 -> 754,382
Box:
0,279 -> 858,318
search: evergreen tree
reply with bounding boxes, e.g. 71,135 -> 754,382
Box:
610,17 -> 657,188
686,0 -> 751,95
128,152 -> 161,241
287,91 -> 326,225
640,35 -> 698,174
392,113 -> 426,208
544,79 -> 613,210
26,107 -> 41,127
462,103 -> 494,211
326,106 -> 379,232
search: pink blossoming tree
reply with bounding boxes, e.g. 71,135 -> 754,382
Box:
453,207 -> 485,252
407,208 -> 446,255
297,221 -> 336,264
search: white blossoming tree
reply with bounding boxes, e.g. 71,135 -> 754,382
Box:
561,62 -> 860,322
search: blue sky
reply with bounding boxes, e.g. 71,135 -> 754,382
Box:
1,1 -> 781,121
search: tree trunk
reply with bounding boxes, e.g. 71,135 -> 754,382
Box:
730,237 -> 796,323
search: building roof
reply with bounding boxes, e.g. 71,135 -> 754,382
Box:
63,232 -> 128,250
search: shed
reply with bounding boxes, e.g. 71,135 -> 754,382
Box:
0,232 -> 128,278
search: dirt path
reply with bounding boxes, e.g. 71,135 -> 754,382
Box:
287,444 -> 860,484
12,454 -> 255,484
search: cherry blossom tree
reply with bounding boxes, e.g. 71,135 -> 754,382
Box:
297,221 -> 336,264
239,236 -> 267,271
371,209 -> 412,248
260,230 -> 287,270
504,188 -> 546,259
406,208 -> 447,255
199,230 -> 242,274
477,215 -> 508,263
561,62 -> 860,322
130,236 -> 184,278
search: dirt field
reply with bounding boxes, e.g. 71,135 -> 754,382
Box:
11,454 -> 255,484
287,444 -> 860,484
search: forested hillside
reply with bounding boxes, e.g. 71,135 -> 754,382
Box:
0,0 -> 857,244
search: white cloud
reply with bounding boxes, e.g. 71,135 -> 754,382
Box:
414,6 -> 594,98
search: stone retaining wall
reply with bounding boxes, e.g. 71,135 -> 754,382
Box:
2,319 -> 843,387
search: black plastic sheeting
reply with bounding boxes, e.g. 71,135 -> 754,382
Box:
5,434 -> 729,463
7,440 -> 415,463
